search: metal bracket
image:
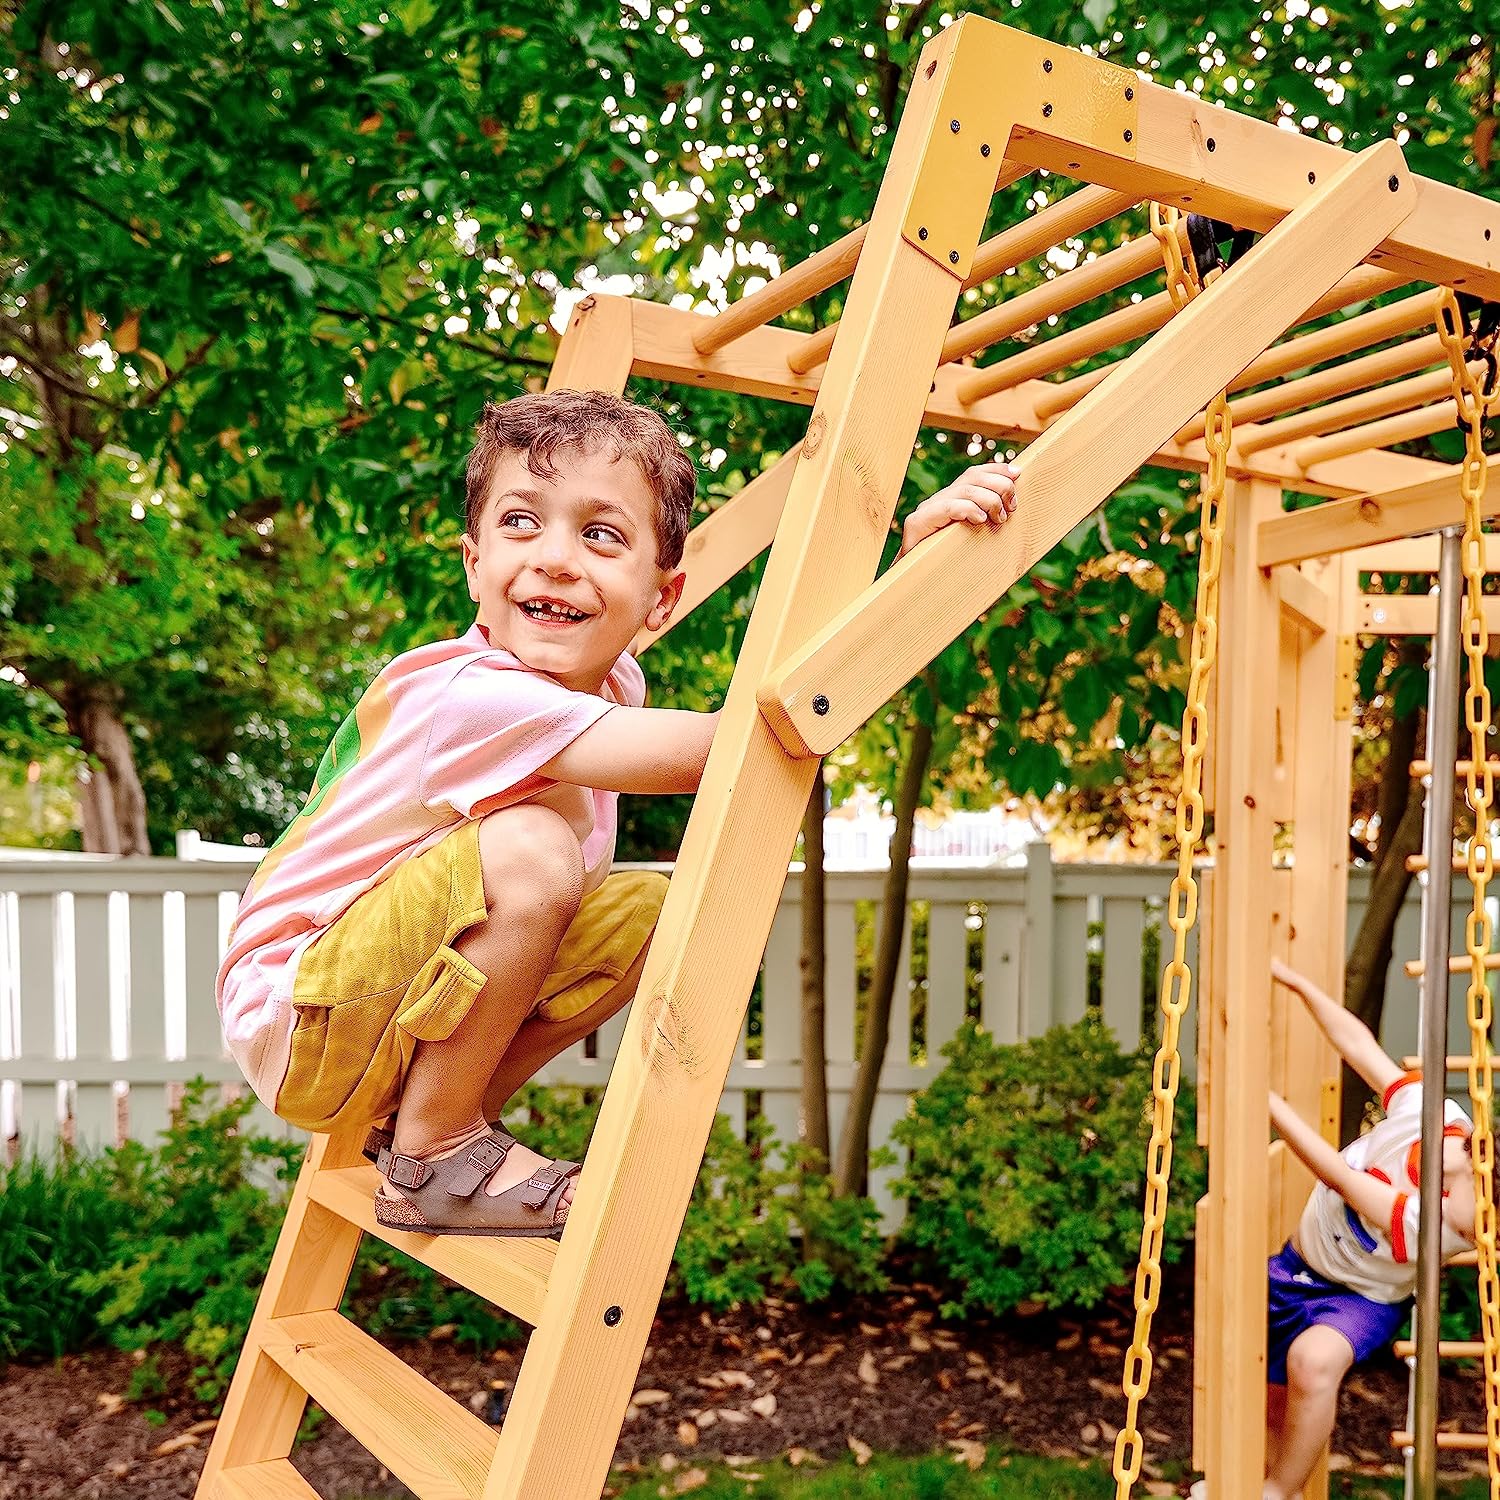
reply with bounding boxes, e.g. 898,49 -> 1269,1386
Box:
902,20 -> 1138,279
1333,635 -> 1357,720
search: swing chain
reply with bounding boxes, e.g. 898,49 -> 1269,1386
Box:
1436,286 -> 1500,1492
1113,206 -> 1231,1499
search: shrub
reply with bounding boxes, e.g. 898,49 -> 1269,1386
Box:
893,1018 -> 1206,1317
0,1149 -> 137,1359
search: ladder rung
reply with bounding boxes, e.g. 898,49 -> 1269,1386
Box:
208,1460 -> 322,1500
1404,855 -> 1477,874
1392,1429 -> 1492,1451
1410,759 -> 1500,778
260,1310 -> 496,1499
1393,1339 -> 1486,1359
1452,1249 -> 1480,1266
1404,953 -> 1500,977
307,1163 -> 555,1325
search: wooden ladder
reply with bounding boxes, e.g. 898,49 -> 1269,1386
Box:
196,18 -> 1419,1500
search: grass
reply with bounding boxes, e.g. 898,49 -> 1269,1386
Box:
595,1450 -> 1494,1500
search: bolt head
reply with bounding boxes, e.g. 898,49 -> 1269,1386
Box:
604,1305 -> 623,1327
812,694 -> 830,716
1125,86 -> 1134,100
950,118 -> 960,133
980,142 -> 991,157
1043,58 -> 1053,72
1124,129 -> 1133,143
1042,102 -> 1053,117
918,226 -> 928,241
1388,174 -> 1400,191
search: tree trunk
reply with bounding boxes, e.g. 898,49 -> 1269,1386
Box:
799,765 -> 831,1169
834,708 -> 935,1198
62,684 -> 151,854
1341,674 -> 1425,1140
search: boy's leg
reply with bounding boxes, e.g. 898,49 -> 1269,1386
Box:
1264,1383 -> 1287,1481
1264,1327 -> 1353,1500
392,805 -> 586,1204
480,944 -> 651,1121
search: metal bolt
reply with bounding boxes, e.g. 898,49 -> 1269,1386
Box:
1125,86 -> 1134,100
980,143 -> 991,157
948,250 -> 960,264
1123,129 -> 1133,143
812,694 -> 830,716
1043,58 -> 1053,72
1308,170 -> 1316,183
1388,174 -> 1400,191
1206,138 -> 1216,152
950,118 -> 960,133
604,1305 -> 623,1327
1042,102 -> 1053,117
918,226 -> 928,241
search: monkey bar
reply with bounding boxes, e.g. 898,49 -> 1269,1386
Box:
200,17 -> 1500,1500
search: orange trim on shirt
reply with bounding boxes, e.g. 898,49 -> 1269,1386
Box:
1406,1141 -> 1421,1187
1369,1166 -> 1393,1185
1391,1194 -> 1410,1263
1382,1071 -> 1421,1111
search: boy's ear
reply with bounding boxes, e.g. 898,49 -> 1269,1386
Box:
460,532 -> 481,604
644,570 -> 686,635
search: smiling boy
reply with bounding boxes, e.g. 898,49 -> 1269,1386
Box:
218,389 -> 1018,1238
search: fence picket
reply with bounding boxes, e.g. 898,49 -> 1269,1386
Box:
70,893 -> 117,1150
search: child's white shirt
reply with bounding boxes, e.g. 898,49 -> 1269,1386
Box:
1297,1075 -> 1471,1303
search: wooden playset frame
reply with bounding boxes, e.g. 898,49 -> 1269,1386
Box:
197,16 -> 1500,1500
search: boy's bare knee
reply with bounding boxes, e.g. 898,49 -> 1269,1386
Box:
1285,1333 -> 1350,1396
476,806 -> 585,918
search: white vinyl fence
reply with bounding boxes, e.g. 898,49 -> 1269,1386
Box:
0,843 -> 1482,1223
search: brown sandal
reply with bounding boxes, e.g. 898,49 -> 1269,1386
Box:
372,1129 -> 580,1239
362,1120 -> 514,1164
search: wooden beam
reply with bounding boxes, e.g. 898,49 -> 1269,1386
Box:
788,183 -> 1134,374
753,142 -> 1419,759
1277,566 -> 1333,634
625,296 -> 1448,500
1356,592 -> 1500,636
1256,469 -> 1469,568
1351,538 -> 1442,572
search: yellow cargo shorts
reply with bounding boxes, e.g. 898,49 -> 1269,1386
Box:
275,818 -> 668,1133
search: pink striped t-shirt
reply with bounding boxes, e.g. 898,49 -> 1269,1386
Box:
216,623 -> 644,1109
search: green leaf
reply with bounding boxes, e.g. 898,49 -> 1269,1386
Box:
263,243 -> 316,298
1082,0 -> 1116,34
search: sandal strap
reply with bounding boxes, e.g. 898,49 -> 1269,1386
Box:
520,1160 -> 581,1212
376,1146 -> 435,1191
444,1132 -> 514,1198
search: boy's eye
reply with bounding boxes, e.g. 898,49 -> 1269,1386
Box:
499,510 -> 541,533
584,523 -> 626,546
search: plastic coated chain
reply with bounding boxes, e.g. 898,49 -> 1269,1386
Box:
1435,287 -> 1500,1492
1112,205 -> 1231,1499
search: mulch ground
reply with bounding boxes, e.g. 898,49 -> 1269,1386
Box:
0,1275 -> 1488,1499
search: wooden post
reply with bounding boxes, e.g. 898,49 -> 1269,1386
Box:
1201,476 -> 1284,1497
1021,841 -> 1056,1037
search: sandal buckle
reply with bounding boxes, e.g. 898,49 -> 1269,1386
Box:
379,1149 -> 433,1191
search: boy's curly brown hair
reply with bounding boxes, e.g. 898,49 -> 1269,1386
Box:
464,390 -> 696,569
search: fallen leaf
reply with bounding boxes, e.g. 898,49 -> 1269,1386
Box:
673,1468 -> 709,1493
1056,1331 -> 1082,1352
848,1435 -> 872,1466
632,1389 -> 671,1407
358,112 -> 384,134
857,1351 -> 880,1388
787,1448 -> 812,1467
96,1393 -> 124,1416
908,1333 -> 932,1353
677,1421 -> 699,1447
1087,1377 -> 1117,1401
152,1434 -> 200,1457
724,1455 -> 756,1467
882,1354 -> 916,1372
718,1409 -> 750,1426
718,1370 -> 754,1389
948,1438 -> 986,1471
1081,1423 -> 1100,1445
749,1393 -> 777,1418
659,1453 -> 680,1473
695,1410 -> 718,1430
429,1323 -> 456,1340
805,1343 -> 843,1368
858,1321 -> 883,1336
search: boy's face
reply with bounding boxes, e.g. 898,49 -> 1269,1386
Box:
462,444 -> 684,692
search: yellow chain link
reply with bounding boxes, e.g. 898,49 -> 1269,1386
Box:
1435,287 -> 1500,1489
1112,206 -> 1231,1499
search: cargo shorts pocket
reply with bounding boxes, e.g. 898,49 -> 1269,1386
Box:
398,945 -> 487,1043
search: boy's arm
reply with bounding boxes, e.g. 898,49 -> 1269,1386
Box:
1269,1090 -> 1400,1231
1270,957 -> 1404,1099
539,706 -> 719,795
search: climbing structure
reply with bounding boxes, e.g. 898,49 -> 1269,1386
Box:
197,17 -> 1500,1500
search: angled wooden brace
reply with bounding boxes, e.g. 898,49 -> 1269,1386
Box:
1256,467 -> 1475,568
755,140 -> 1419,760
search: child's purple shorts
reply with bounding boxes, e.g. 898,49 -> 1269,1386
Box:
1266,1241 -> 1406,1384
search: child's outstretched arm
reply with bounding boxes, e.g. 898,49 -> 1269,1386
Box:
1269,1089 -> 1400,1232
1271,957 -> 1403,1099
897,460 -> 1018,558
540,706 -> 719,796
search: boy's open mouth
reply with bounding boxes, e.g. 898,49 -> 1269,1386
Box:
519,598 -> 592,624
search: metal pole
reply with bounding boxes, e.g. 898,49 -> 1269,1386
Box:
1411,524 -> 1464,1498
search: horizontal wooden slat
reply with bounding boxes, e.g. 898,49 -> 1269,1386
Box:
208,1459 -> 322,1500
306,1164 -> 556,1327
1392,1430 -> 1491,1451
1404,953 -> 1500,978
1410,759 -> 1500,777
259,1310 -> 497,1500
1393,1339 -> 1486,1359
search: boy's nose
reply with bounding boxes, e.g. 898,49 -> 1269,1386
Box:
535,534 -> 581,578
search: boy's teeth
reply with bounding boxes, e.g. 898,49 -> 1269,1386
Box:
526,601 -> 586,621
